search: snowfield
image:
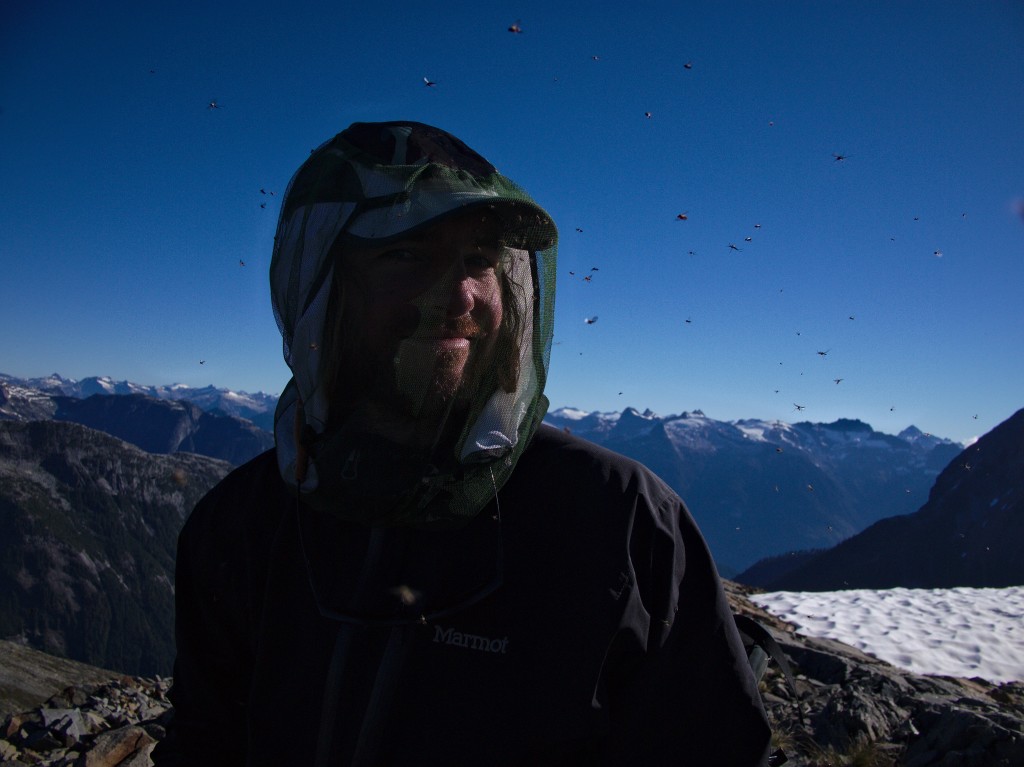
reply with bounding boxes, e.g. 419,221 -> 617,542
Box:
752,586 -> 1024,683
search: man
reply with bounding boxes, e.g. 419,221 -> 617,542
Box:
153,121 -> 771,766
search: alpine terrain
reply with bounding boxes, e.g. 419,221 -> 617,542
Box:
737,407 -> 1024,591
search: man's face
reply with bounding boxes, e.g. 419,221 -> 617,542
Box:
339,211 -> 505,424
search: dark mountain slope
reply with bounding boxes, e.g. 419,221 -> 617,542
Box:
746,408 -> 1024,591
52,393 -> 273,465
0,420 -> 231,674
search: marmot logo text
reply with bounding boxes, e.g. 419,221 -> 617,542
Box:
433,625 -> 509,654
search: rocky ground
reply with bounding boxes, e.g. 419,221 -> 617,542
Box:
726,581 -> 1024,766
1,675 -> 169,766
1,583 -> 1021,766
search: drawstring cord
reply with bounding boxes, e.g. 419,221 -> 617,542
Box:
489,466 -> 505,578
294,392 -> 310,484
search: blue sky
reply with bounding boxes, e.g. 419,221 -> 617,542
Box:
2,0 -> 1022,444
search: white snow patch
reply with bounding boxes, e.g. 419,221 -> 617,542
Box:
549,407 -> 592,421
736,424 -> 768,442
752,586 -> 1024,683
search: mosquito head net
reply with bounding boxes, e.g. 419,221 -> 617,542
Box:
269,121 -> 558,527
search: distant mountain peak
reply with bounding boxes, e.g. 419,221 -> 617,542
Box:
825,418 -> 873,432
620,406 -> 660,422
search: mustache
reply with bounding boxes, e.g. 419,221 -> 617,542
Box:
392,308 -> 489,340
409,314 -> 488,339
442,315 -> 485,338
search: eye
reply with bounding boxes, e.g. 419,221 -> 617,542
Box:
379,249 -> 426,264
464,248 -> 501,272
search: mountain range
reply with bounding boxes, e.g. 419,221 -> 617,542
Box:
737,407 -> 1024,591
0,373 -> 278,432
1,376 -> 273,466
545,406 -> 962,573
1,372 -> 967,574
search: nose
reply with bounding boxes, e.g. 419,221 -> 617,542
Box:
444,259 -> 475,318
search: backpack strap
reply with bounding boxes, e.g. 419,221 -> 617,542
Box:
734,614 -> 799,700
734,614 -> 797,766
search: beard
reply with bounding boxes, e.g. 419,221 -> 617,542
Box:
426,345 -> 470,401
339,314 -> 495,449
391,318 -> 490,418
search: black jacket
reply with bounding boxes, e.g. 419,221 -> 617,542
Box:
153,425 -> 771,766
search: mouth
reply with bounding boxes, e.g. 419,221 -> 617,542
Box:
420,336 -> 472,349
403,317 -> 486,352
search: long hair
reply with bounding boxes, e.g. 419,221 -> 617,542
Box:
494,259 -> 525,394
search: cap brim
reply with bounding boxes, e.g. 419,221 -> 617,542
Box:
340,193 -> 557,251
